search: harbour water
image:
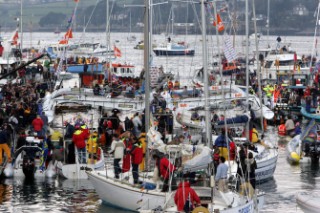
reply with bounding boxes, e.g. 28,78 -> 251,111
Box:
0,32 -> 319,212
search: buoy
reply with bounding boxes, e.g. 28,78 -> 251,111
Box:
290,152 -> 300,162
192,206 -> 209,213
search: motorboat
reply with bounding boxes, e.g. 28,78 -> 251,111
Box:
4,136 -> 56,179
153,41 -> 194,56
286,119 -> 320,164
56,143 -> 105,179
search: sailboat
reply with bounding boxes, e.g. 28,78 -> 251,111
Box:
153,4 -> 195,56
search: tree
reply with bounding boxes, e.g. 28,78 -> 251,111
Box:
39,12 -> 66,27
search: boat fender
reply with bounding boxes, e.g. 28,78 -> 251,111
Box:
192,207 -> 209,213
290,152 -> 300,162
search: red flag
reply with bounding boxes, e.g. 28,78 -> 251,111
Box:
59,39 -> 68,44
293,52 -> 297,72
213,14 -> 225,32
114,46 -> 122,57
74,0 -> 79,2
65,29 -> 73,39
11,31 -> 19,45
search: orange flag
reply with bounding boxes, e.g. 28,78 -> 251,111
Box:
114,46 -> 122,57
65,29 -> 73,39
11,31 -> 19,45
213,14 -> 225,32
59,39 -> 68,44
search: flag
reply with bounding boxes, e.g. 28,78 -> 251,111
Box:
74,0 -> 79,2
65,29 -> 73,39
213,14 -> 225,32
11,31 -> 19,45
59,39 -> 68,44
114,46 -> 122,57
293,52 -> 297,72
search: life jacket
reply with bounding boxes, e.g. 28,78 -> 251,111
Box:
278,124 -> 286,136
87,134 -> 98,154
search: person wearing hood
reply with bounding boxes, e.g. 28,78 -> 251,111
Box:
174,175 -> 201,212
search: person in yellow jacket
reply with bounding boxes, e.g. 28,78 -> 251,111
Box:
87,131 -> 98,163
51,130 -> 62,142
251,127 -> 260,143
263,84 -> 274,98
138,133 -> 147,171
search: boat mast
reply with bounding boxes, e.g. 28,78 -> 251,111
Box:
144,0 -> 151,168
106,0 -> 111,80
267,0 -> 270,46
201,0 -> 211,146
245,0 -> 249,140
20,0 -> 23,51
252,0 -> 264,135
310,1 -> 320,70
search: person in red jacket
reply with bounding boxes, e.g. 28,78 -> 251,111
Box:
174,178 -> 201,212
80,123 -> 90,139
32,115 -> 44,137
153,153 -> 176,192
72,126 -> 87,163
130,137 -> 143,184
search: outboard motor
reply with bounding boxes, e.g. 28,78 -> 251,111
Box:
309,142 -> 320,164
22,155 -> 35,179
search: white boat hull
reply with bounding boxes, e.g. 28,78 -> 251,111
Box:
296,191 -> 320,213
87,170 -> 167,211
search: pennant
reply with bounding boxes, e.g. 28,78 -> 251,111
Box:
114,46 -> 122,57
65,29 -> 73,39
213,14 -> 225,32
11,31 -> 19,45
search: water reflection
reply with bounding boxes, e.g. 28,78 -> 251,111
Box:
0,177 -> 101,213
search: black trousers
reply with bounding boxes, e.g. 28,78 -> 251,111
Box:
114,158 -> 121,178
132,163 -> 139,184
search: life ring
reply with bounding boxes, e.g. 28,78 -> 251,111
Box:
192,206 -> 209,213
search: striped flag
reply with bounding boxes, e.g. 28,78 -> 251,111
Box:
114,46 -> 122,57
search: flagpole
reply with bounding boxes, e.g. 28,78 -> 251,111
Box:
20,0 -> 23,51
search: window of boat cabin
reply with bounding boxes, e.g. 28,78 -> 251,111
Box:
279,60 -> 294,66
265,61 -> 273,68
292,74 -> 308,86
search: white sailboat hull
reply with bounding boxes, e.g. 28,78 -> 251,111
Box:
87,170 -> 167,211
